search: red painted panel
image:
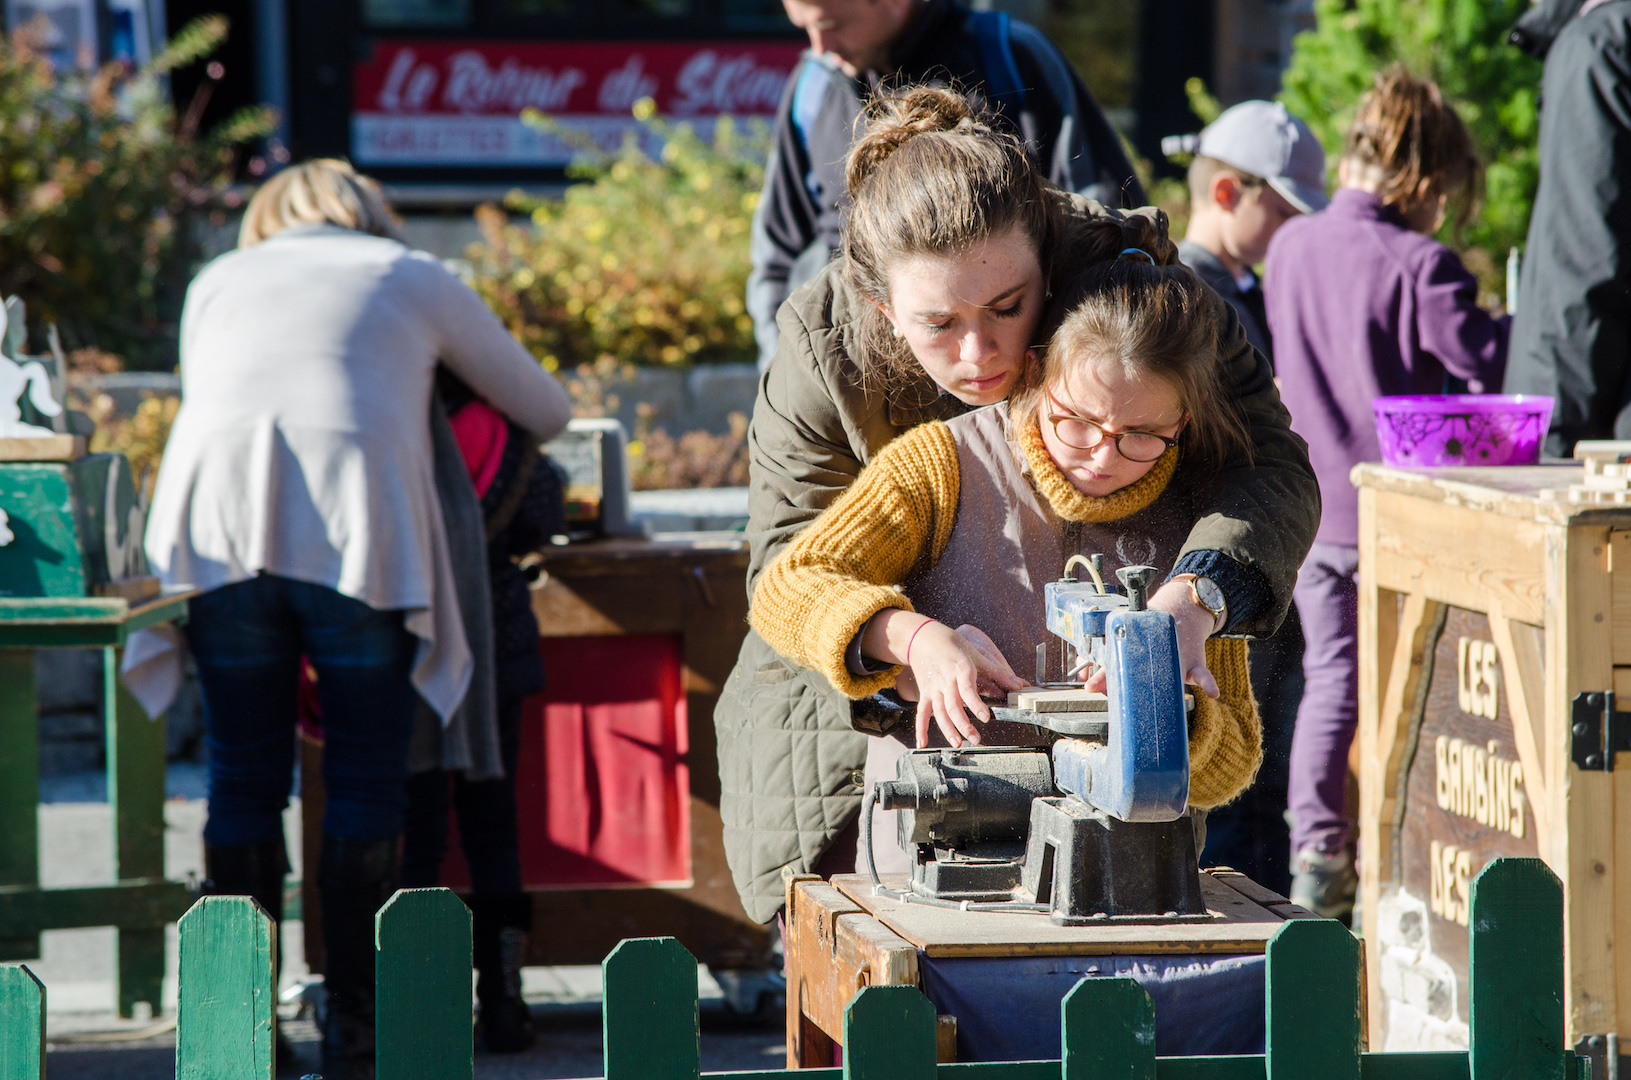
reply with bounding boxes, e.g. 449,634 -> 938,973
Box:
439,634 -> 691,889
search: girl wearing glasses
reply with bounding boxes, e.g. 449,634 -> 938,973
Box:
717,85 -> 1313,922
750,247 -> 1266,839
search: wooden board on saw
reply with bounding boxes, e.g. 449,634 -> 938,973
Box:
1006,687 -> 1194,712
829,871 -> 1297,958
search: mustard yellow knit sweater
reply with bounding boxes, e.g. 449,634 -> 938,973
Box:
750,418 -> 1263,809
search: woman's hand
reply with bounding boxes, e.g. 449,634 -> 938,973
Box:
1082,582 -> 1219,698
861,610 -> 1026,747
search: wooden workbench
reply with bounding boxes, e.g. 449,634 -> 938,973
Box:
782,869 -> 1319,1067
0,589 -> 197,1018
300,532 -> 769,973
1353,462 -> 1631,1059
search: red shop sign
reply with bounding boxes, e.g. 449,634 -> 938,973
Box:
352,39 -> 802,167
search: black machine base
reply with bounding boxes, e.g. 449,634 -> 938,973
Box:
1015,796 -> 1207,924
908,839 -> 1028,902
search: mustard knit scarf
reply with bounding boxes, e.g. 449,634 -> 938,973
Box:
1015,415 -> 1180,524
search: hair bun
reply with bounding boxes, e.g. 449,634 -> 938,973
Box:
847,86 -> 996,196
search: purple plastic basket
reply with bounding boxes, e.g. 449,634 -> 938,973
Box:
1372,394 -> 1554,467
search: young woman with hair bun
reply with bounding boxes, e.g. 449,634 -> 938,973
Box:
715,86 -> 1318,923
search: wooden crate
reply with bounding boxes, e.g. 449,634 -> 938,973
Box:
1354,462 -> 1631,1057
782,869 -> 1322,1068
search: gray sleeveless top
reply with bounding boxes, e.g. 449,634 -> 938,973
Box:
904,405 -> 1195,746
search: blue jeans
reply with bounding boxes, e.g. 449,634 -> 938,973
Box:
187,574 -> 420,847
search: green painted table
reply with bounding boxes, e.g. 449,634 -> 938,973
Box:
0,588 -> 198,1018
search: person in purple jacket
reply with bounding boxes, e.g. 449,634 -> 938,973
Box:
1264,68 -> 1509,920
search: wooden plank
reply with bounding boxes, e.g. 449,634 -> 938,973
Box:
1552,526 -> 1619,1037
1620,764 -> 1631,1042
0,652 -> 38,889
1355,474 -> 1396,1050
0,964 -> 44,1080
1368,490 -> 1547,624
1154,1059 -> 1265,1079
1358,1052 -> 1469,1079
1368,593 -> 1442,894
935,1015 -> 957,1064
1209,871 -> 1289,907
1486,612 -> 1553,845
1266,920 -> 1361,1080
1061,976 -> 1155,1080
786,878 -> 917,1049
1351,462 -> 1631,527
0,879 -> 193,935
841,985 -> 936,1080
1468,859 -> 1568,1080
602,937 -> 700,1080
0,434 -> 83,462
376,889 -> 473,1080
106,644 -> 167,1017
832,874 -> 1285,958
176,896 -> 275,1080
0,589 -> 193,647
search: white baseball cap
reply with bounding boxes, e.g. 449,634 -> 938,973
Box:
1195,100 -> 1329,214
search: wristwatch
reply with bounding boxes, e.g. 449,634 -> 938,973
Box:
1172,573 -> 1227,633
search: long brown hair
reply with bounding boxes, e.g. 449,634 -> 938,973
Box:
842,86 -> 1056,393
1011,247 -> 1252,478
1344,67 -> 1480,230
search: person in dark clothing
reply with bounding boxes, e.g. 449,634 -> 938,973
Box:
1503,0 -> 1631,453
748,0 -> 1142,365
1172,99 -> 1327,895
399,371 -> 566,1053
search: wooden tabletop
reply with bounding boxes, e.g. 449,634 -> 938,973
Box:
1350,461 -> 1631,524
828,871 -> 1313,958
0,587 -> 198,647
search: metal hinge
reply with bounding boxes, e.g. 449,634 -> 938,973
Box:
1570,692 -> 1631,771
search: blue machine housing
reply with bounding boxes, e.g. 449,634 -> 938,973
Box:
1050,605 -> 1190,822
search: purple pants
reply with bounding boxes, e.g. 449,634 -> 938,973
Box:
1287,542 -> 1360,856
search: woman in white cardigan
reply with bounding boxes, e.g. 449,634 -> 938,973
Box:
142,160 -> 571,1078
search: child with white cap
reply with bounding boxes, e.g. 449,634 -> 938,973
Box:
1173,100 -> 1329,364
1168,100 -> 1328,898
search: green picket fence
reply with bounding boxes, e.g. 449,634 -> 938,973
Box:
0,857 -> 1586,1080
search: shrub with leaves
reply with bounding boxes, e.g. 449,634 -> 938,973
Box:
0,16 -> 272,369
467,102 -> 765,371
1278,0 -> 1542,294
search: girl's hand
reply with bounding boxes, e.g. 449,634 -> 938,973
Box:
1082,582 -> 1219,699
904,621 -> 1027,747
859,609 -> 1026,747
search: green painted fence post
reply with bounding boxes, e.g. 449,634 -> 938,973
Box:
1061,976 -> 1155,1080
841,984 -> 936,1080
602,936 -> 699,1080
1265,917 -> 1361,1080
1469,858 -> 1567,1080
176,895 -> 275,1080
0,964 -> 44,1080
376,888 -> 473,1080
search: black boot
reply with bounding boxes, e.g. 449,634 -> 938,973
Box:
470,893 -> 535,1053
204,841 -> 299,1073
319,835 -> 399,1080
203,839 -> 289,922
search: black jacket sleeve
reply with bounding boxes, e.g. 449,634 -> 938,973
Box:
1505,2 -> 1631,449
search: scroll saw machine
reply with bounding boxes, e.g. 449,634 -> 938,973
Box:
862,560 -> 1210,925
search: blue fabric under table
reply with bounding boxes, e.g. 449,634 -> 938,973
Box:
919,952 -> 1267,1061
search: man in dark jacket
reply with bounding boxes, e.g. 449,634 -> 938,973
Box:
1504,0 -> 1631,453
747,0 -> 1142,365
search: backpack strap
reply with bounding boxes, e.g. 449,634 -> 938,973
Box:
968,9 -> 1026,122
789,54 -> 833,152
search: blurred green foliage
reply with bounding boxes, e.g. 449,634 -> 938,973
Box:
0,16 -> 272,369
1278,0 -> 1543,292
1044,0 -> 1140,108
467,103 -> 765,370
